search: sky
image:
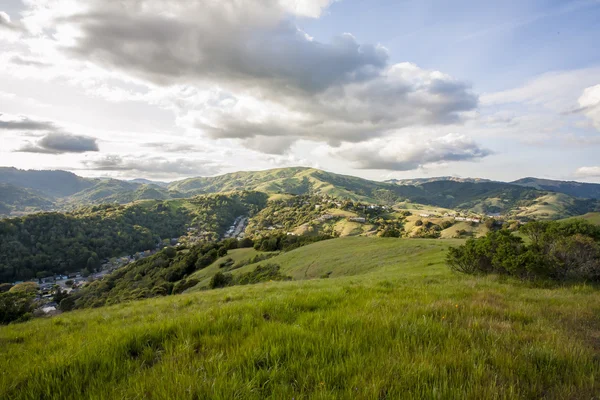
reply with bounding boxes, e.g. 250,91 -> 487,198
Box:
0,0 -> 599,183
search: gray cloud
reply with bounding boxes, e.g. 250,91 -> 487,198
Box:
82,154 -> 223,178
241,135 -> 297,155
9,55 -> 51,68
18,1 -> 478,154
333,134 -> 492,171
16,133 -> 99,154
0,114 -> 56,131
29,0 -> 477,150
63,5 -> 387,92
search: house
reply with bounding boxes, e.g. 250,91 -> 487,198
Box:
349,217 -> 367,223
419,213 -> 431,218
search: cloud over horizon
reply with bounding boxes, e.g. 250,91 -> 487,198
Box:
81,154 -> 224,179
331,133 -> 492,171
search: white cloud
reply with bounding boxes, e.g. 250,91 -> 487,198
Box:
578,84 -> 600,131
574,166 -> 600,178
331,133 -> 492,171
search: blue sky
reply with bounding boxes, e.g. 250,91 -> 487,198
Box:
0,0 -> 599,182
301,0 -> 600,90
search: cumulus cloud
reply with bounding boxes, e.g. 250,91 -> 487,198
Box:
331,133 -> 492,171
81,154 -> 223,178
574,166 -> 600,179
16,0 -> 478,152
16,132 -> 99,154
577,84 -> 600,130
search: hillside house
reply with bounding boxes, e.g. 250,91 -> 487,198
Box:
349,217 -> 367,223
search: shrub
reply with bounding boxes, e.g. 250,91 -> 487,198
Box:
209,272 -> 233,289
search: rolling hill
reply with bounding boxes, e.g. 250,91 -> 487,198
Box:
1,167 -> 599,220
2,237 -> 599,398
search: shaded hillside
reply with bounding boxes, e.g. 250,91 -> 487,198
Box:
512,177 -> 600,199
0,167 -> 94,197
0,184 -> 54,215
66,180 -> 181,206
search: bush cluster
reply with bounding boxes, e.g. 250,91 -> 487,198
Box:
253,233 -> 333,252
447,220 -> 600,281
209,264 -> 291,289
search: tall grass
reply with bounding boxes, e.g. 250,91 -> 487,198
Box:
1,238 -> 599,399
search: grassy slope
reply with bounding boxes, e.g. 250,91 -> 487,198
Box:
563,212 -> 600,225
187,248 -> 272,283
1,237 -> 599,398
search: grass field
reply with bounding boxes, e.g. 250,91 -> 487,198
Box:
1,238 -> 599,399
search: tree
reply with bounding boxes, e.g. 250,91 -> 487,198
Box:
59,296 -> 75,312
0,291 -> 35,324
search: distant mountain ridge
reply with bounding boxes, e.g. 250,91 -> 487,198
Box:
0,166 -> 599,219
511,177 -> 600,200
385,177 -> 492,185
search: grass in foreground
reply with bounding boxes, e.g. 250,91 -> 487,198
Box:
1,238 -> 599,399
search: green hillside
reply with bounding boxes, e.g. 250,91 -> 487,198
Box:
189,237 -> 460,289
1,237 -> 599,398
2,167 -> 599,219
